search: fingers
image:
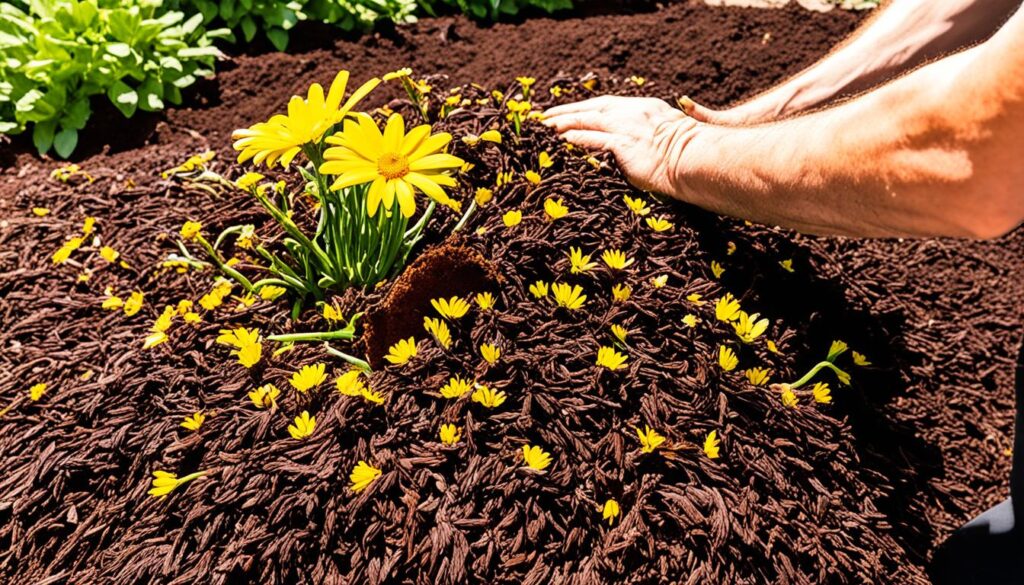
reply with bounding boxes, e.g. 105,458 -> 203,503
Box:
543,96 -> 616,119
677,95 -> 723,124
561,129 -> 617,153
542,110 -> 609,134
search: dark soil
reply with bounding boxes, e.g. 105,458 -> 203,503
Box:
363,240 -> 502,369
2,2 -> 1023,584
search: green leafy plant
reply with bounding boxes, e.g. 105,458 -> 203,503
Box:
172,0 -> 418,51
419,0 -> 572,20
171,71 -> 472,319
0,0 -> 227,157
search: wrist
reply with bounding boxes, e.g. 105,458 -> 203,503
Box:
667,120 -> 722,205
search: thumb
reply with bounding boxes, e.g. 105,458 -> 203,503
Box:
676,95 -> 718,123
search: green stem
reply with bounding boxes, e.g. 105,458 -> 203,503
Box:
268,329 -> 356,343
324,343 -> 372,373
194,234 -> 255,292
790,360 -> 851,389
177,470 -> 208,485
253,189 -> 335,272
451,200 -> 476,233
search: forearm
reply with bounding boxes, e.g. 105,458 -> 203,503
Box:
675,41 -> 1024,238
718,0 -> 1021,125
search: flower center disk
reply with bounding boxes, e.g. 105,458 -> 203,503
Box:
378,152 -> 410,180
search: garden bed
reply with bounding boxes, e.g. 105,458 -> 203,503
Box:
2,3 -> 1024,584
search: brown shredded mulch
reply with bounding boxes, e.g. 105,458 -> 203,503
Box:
2,3 -> 1023,584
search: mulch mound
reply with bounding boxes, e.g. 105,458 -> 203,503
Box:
2,3 -> 1023,584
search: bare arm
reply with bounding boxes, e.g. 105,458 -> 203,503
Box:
675,9 -> 1024,239
543,7 -> 1024,239
688,0 -> 1022,125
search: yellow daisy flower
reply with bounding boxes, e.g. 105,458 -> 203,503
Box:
320,113 -> 464,218
232,71 -> 380,167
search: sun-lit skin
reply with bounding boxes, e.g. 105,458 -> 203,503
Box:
320,113 -> 464,218
233,71 -> 380,168
543,8 -> 1024,240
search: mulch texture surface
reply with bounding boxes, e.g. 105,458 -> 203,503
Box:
2,2 -> 1023,584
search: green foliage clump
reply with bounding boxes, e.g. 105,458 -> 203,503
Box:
0,0 -> 227,157
173,0 -> 419,51
420,0 -> 573,20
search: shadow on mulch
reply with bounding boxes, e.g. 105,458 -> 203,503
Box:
690,209 -> 943,562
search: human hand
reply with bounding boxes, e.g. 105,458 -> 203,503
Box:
542,96 -> 699,198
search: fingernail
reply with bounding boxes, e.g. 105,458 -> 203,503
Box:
677,96 -> 695,114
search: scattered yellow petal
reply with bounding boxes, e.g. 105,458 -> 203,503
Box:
350,460 -> 382,492
181,412 -> 205,431
290,363 -> 327,392
471,383 -> 506,408
439,423 -> 462,445
602,498 -> 620,525
522,444 -> 552,471
29,382 -> 47,401
718,346 -> 738,371
544,198 -> 568,220
288,411 -> 316,440
503,210 -> 523,227
636,425 -> 665,454
385,337 -> 417,366
596,346 -> 628,371
480,343 -> 501,365
703,430 -> 721,459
